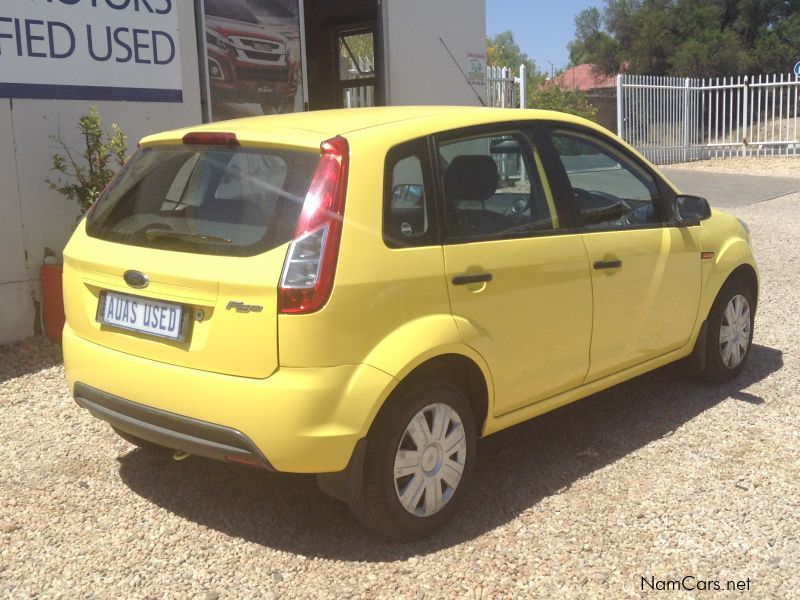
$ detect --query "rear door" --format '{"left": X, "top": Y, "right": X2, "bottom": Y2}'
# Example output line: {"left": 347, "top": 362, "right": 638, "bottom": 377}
{"left": 436, "top": 125, "right": 593, "bottom": 416}
{"left": 64, "top": 142, "right": 319, "bottom": 379}
{"left": 543, "top": 126, "right": 701, "bottom": 382}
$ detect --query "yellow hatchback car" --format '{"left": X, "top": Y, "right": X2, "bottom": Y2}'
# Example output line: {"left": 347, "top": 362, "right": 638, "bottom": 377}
{"left": 63, "top": 107, "right": 758, "bottom": 539}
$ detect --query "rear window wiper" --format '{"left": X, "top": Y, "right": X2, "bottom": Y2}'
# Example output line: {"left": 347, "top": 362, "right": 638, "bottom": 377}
{"left": 144, "top": 228, "right": 231, "bottom": 244}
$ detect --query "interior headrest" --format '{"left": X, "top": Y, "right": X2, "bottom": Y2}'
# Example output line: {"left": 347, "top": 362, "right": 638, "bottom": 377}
{"left": 444, "top": 155, "right": 498, "bottom": 203}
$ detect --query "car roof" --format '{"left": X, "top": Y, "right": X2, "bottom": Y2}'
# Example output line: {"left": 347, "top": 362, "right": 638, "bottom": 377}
{"left": 140, "top": 106, "right": 608, "bottom": 150}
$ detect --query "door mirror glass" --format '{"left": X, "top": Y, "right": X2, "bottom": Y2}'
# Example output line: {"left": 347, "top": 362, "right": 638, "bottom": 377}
{"left": 675, "top": 195, "right": 711, "bottom": 224}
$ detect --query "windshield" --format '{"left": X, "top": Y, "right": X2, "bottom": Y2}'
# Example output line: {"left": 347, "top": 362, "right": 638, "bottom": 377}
{"left": 86, "top": 145, "right": 319, "bottom": 257}
{"left": 205, "top": 0, "right": 259, "bottom": 24}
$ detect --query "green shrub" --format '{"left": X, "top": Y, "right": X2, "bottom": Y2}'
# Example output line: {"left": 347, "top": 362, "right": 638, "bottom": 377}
{"left": 47, "top": 106, "right": 128, "bottom": 214}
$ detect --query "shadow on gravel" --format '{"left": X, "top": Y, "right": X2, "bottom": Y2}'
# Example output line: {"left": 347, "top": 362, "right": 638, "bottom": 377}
{"left": 117, "top": 343, "right": 782, "bottom": 561}
{"left": 0, "top": 336, "right": 63, "bottom": 384}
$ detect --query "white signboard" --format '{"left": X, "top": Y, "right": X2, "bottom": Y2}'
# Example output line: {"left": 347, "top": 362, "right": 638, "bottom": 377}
{"left": 0, "top": 0, "right": 182, "bottom": 102}
{"left": 466, "top": 52, "right": 486, "bottom": 89}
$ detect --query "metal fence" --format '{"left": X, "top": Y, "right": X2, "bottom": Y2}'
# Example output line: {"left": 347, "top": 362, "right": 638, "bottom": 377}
{"left": 486, "top": 65, "right": 526, "bottom": 109}
{"left": 617, "top": 73, "right": 800, "bottom": 164}
{"left": 342, "top": 56, "right": 375, "bottom": 108}
{"left": 343, "top": 85, "right": 375, "bottom": 109}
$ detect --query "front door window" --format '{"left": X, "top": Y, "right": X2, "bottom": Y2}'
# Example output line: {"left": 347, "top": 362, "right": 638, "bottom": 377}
{"left": 549, "top": 129, "right": 664, "bottom": 229}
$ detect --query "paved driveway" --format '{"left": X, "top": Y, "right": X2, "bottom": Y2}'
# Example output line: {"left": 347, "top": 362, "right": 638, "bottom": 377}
{"left": 661, "top": 167, "right": 800, "bottom": 208}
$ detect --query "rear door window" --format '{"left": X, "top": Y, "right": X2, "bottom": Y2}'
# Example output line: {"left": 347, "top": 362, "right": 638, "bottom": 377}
{"left": 436, "top": 130, "right": 561, "bottom": 241}
{"left": 86, "top": 146, "right": 319, "bottom": 256}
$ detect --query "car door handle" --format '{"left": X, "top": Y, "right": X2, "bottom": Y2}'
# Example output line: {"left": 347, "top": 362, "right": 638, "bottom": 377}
{"left": 452, "top": 273, "right": 493, "bottom": 285}
{"left": 593, "top": 259, "right": 622, "bottom": 270}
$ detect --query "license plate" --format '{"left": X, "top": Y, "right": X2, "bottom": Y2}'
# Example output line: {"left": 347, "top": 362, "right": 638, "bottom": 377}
{"left": 257, "top": 85, "right": 274, "bottom": 93}
{"left": 253, "top": 42, "right": 274, "bottom": 52}
{"left": 97, "top": 291, "right": 186, "bottom": 341}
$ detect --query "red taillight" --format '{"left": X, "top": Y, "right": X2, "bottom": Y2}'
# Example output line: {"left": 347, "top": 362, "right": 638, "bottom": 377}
{"left": 182, "top": 131, "right": 240, "bottom": 146}
{"left": 279, "top": 136, "right": 349, "bottom": 314}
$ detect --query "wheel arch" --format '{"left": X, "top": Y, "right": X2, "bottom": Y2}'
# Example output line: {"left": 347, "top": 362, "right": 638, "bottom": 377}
{"left": 380, "top": 353, "right": 490, "bottom": 438}
{"left": 700, "top": 257, "right": 759, "bottom": 323}
{"left": 727, "top": 263, "right": 758, "bottom": 307}
{"left": 361, "top": 315, "right": 494, "bottom": 436}
{"left": 697, "top": 231, "right": 759, "bottom": 326}
{"left": 319, "top": 346, "right": 493, "bottom": 504}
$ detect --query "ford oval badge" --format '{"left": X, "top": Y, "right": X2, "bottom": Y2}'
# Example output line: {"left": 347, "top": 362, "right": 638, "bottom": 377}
{"left": 123, "top": 270, "right": 149, "bottom": 289}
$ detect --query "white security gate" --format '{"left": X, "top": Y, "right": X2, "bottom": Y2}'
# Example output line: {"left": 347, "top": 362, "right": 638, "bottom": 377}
{"left": 617, "top": 73, "right": 800, "bottom": 164}
{"left": 486, "top": 65, "right": 527, "bottom": 109}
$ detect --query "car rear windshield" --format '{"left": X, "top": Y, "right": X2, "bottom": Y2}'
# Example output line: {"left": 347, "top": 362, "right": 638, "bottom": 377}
{"left": 86, "top": 145, "right": 319, "bottom": 257}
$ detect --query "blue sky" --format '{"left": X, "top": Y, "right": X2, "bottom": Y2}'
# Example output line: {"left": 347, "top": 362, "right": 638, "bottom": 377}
{"left": 486, "top": 0, "right": 599, "bottom": 75}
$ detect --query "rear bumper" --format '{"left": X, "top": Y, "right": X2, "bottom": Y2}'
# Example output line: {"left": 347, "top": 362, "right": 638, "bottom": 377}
{"left": 74, "top": 382, "right": 274, "bottom": 469}
{"left": 64, "top": 326, "right": 395, "bottom": 473}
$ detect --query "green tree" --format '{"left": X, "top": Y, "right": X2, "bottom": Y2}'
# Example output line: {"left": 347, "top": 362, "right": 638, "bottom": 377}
{"left": 487, "top": 31, "right": 597, "bottom": 121}
{"left": 529, "top": 85, "right": 598, "bottom": 121}
{"left": 751, "top": 13, "right": 800, "bottom": 74}
{"left": 47, "top": 106, "right": 128, "bottom": 214}
{"left": 569, "top": 8, "right": 622, "bottom": 75}
{"left": 486, "top": 30, "right": 536, "bottom": 74}
{"left": 568, "top": 0, "right": 800, "bottom": 77}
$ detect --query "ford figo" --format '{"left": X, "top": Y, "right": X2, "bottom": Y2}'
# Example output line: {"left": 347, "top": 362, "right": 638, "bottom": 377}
{"left": 63, "top": 107, "right": 758, "bottom": 539}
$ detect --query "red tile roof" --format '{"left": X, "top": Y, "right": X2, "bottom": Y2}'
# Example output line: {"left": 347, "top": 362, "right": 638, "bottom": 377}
{"left": 553, "top": 64, "right": 619, "bottom": 91}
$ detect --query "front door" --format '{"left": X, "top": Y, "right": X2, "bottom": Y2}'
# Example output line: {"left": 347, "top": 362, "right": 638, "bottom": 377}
{"left": 545, "top": 127, "right": 701, "bottom": 382}
{"left": 436, "top": 126, "right": 593, "bottom": 416}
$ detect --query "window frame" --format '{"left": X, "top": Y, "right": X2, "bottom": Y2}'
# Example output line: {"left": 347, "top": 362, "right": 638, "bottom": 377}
{"left": 538, "top": 122, "right": 679, "bottom": 233}
{"left": 431, "top": 122, "right": 574, "bottom": 245}
{"left": 382, "top": 137, "right": 440, "bottom": 249}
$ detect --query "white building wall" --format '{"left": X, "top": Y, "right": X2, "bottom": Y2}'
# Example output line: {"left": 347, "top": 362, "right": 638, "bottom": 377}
{"left": 0, "top": 2, "right": 203, "bottom": 345}
{"left": 0, "top": 100, "right": 32, "bottom": 344}
{"left": 382, "top": 0, "right": 486, "bottom": 107}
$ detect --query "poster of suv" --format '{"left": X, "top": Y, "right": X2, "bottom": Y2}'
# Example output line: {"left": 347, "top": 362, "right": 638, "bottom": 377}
{"left": 203, "top": 0, "right": 301, "bottom": 120}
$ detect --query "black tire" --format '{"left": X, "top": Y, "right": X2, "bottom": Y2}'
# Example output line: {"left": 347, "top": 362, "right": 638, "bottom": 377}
{"left": 111, "top": 426, "right": 164, "bottom": 452}
{"left": 700, "top": 277, "right": 756, "bottom": 382}
{"left": 349, "top": 377, "right": 477, "bottom": 540}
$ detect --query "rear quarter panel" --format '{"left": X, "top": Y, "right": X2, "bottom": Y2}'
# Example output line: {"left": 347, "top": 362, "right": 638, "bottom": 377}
{"left": 277, "top": 133, "right": 464, "bottom": 376}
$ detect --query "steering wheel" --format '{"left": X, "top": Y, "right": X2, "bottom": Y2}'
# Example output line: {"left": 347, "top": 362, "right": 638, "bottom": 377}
{"left": 620, "top": 203, "right": 653, "bottom": 226}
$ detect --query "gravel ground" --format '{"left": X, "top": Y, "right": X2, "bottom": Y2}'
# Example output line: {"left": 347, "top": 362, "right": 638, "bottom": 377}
{"left": 2, "top": 192, "right": 799, "bottom": 598}
{"left": 665, "top": 156, "right": 800, "bottom": 178}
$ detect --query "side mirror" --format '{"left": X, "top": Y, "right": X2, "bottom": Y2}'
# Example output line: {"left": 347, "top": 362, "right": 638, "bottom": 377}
{"left": 675, "top": 195, "right": 711, "bottom": 226}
